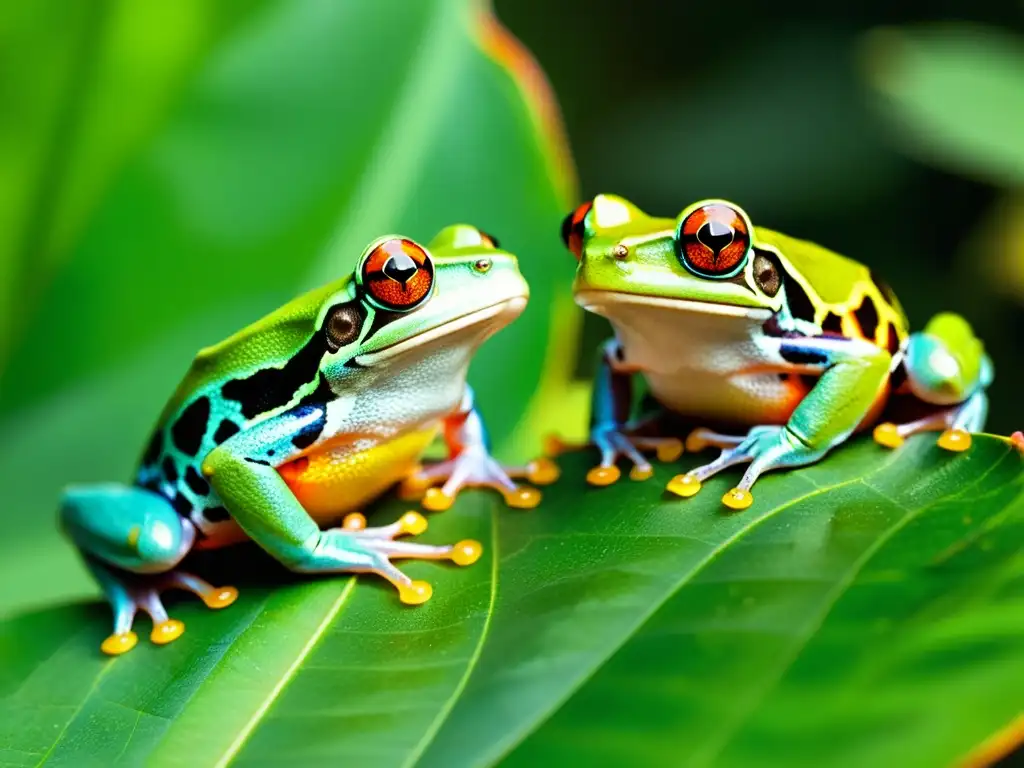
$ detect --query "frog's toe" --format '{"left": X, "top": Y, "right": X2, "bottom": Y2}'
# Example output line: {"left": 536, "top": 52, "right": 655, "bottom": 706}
{"left": 1011, "top": 431, "right": 1024, "bottom": 452}
{"left": 937, "top": 428, "right": 972, "bottom": 452}
{"left": 502, "top": 486, "right": 542, "bottom": 509}
{"left": 873, "top": 422, "right": 904, "bottom": 449}
{"left": 422, "top": 487, "right": 455, "bottom": 512}
{"left": 101, "top": 631, "right": 138, "bottom": 656}
{"left": 629, "top": 465, "right": 654, "bottom": 481}
{"left": 667, "top": 473, "right": 702, "bottom": 498}
{"left": 524, "top": 457, "right": 560, "bottom": 485}
{"left": 150, "top": 618, "right": 185, "bottom": 646}
{"left": 586, "top": 465, "right": 621, "bottom": 486}
{"left": 722, "top": 487, "right": 754, "bottom": 511}
{"left": 200, "top": 586, "right": 239, "bottom": 610}
{"left": 398, "top": 580, "right": 433, "bottom": 605}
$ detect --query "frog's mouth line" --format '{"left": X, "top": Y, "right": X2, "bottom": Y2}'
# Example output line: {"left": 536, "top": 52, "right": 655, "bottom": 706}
{"left": 575, "top": 290, "right": 772, "bottom": 320}
{"left": 354, "top": 296, "right": 528, "bottom": 365}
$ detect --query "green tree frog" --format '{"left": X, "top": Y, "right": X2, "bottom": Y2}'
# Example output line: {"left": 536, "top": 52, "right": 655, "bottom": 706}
{"left": 61, "top": 226, "right": 557, "bottom": 656}
{"left": 558, "top": 195, "right": 993, "bottom": 510}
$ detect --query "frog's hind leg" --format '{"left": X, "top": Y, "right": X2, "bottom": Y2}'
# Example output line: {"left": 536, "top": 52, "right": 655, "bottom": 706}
{"left": 334, "top": 511, "right": 481, "bottom": 605}
{"left": 874, "top": 313, "right": 992, "bottom": 453}
{"left": 60, "top": 484, "right": 237, "bottom": 655}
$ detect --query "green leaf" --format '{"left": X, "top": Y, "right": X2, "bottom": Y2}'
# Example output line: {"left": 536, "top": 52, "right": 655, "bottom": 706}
{"left": 862, "top": 24, "right": 1024, "bottom": 188}
{"left": 0, "top": 0, "right": 577, "bottom": 616}
{"left": 2, "top": 436, "right": 1021, "bottom": 766}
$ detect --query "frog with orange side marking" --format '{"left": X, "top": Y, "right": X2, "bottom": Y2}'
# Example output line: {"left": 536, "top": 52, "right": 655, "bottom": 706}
{"left": 60, "top": 225, "right": 557, "bottom": 655}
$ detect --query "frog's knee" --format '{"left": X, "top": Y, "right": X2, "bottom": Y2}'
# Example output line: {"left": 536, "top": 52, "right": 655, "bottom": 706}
{"left": 903, "top": 330, "right": 982, "bottom": 406}
{"left": 60, "top": 485, "right": 194, "bottom": 572}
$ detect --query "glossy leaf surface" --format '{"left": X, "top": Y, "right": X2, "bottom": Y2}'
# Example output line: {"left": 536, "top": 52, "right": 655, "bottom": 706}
{"left": 3, "top": 436, "right": 1021, "bottom": 766}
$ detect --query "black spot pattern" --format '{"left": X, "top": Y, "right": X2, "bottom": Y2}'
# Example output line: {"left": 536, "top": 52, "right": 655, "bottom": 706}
{"left": 780, "top": 344, "right": 829, "bottom": 366}
{"left": 292, "top": 406, "right": 327, "bottom": 450}
{"left": 171, "top": 493, "right": 193, "bottom": 517}
{"left": 887, "top": 324, "right": 901, "bottom": 355}
{"left": 362, "top": 304, "right": 402, "bottom": 344}
{"left": 822, "top": 312, "right": 844, "bottom": 335}
{"left": 204, "top": 506, "right": 231, "bottom": 523}
{"left": 185, "top": 466, "right": 210, "bottom": 497}
{"left": 213, "top": 419, "right": 240, "bottom": 445}
{"left": 142, "top": 429, "right": 163, "bottom": 466}
{"left": 172, "top": 396, "right": 211, "bottom": 456}
{"left": 161, "top": 456, "right": 178, "bottom": 483}
{"left": 783, "top": 273, "right": 817, "bottom": 325}
{"left": 854, "top": 296, "right": 879, "bottom": 340}
{"left": 298, "top": 373, "right": 335, "bottom": 406}
{"left": 890, "top": 360, "right": 908, "bottom": 392}
{"left": 799, "top": 373, "right": 820, "bottom": 391}
{"left": 222, "top": 332, "right": 327, "bottom": 420}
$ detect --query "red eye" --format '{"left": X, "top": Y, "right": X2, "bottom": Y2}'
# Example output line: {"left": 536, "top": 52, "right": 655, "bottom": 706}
{"left": 677, "top": 203, "right": 751, "bottom": 277}
{"left": 360, "top": 238, "right": 434, "bottom": 311}
{"left": 560, "top": 201, "right": 593, "bottom": 261}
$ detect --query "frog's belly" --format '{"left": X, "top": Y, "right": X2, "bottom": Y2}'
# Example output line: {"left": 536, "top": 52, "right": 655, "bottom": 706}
{"left": 277, "top": 426, "right": 438, "bottom": 525}
{"left": 593, "top": 293, "right": 806, "bottom": 426}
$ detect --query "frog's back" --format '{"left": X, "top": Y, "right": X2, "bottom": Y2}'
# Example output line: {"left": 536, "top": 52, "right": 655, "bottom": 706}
{"left": 160, "top": 277, "right": 349, "bottom": 424}
{"left": 756, "top": 226, "right": 909, "bottom": 350}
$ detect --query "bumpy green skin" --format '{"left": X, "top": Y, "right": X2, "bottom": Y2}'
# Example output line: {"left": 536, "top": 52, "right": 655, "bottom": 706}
{"left": 562, "top": 195, "right": 993, "bottom": 505}
{"left": 61, "top": 224, "right": 530, "bottom": 650}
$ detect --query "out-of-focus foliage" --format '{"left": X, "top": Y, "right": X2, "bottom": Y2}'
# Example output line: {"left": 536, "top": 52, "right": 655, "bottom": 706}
{"left": 863, "top": 25, "right": 1024, "bottom": 188}
{"left": 4, "top": 438, "right": 1022, "bottom": 767}
{"left": 1, "top": 0, "right": 1023, "bottom": 766}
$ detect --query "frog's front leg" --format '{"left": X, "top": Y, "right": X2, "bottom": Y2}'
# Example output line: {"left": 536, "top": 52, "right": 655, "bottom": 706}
{"left": 400, "top": 387, "right": 559, "bottom": 512}
{"left": 873, "top": 313, "right": 992, "bottom": 453}
{"left": 668, "top": 334, "right": 891, "bottom": 510}
{"left": 60, "top": 484, "right": 238, "bottom": 655}
{"left": 555, "top": 339, "right": 683, "bottom": 487}
{"left": 204, "top": 404, "right": 481, "bottom": 605}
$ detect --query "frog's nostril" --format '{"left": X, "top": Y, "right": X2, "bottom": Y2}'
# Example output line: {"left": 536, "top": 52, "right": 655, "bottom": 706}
{"left": 383, "top": 253, "right": 419, "bottom": 286}
{"left": 697, "top": 221, "right": 734, "bottom": 254}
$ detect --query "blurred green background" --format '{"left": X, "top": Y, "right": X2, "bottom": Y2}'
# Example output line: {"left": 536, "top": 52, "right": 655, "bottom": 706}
{"left": 499, "top": 0, "right": 1024, "bottom": 432}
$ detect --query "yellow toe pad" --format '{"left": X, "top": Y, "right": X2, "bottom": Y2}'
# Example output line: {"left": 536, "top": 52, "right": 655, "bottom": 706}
{"left": 422, "top": 488, "right": 454, "bottom": 512}
{"left": 202, "top": 586, "right": 239, "bottom": 610}
{"left": 527, "top": 457, "right": 561, "bottom": 485}
{"left": 342, "top": 512, "right": 367, "bottom": 531}
{"left": 873, "top": 422, "right": 904, "bottom": 449}
{"left": 587, "top": 465, "right": 621, "bottom": 486}
{"left": 151, "top": 619, "right": 185, "bottom": 645}
{"left": 657, "top": 439, "right": 684, "bottom": 463}
{"left": 400, "top": 511, "right": 428, "bottom": 535}
{"left": 629, "top": 465, "right": 654, "bottom": 481}
{"left": 451, "top": 540, "right": 483, "bottom": 566}
{"left": 722, "top": 488, "right": 754, "bottom": 511}
{"left": 399, "top": 580, "right": 433, "bottom": 605}
{"left": 666, "top": 473, "right": 701, "bottom": 498}
{"left": 938, "top": 428, "right": 971, "bottom": 452}
{"left": 101, "top": 631, "right": 138, "bottom": 656}
{"left": 504, "top": 486, "right": 542, "bottom": 509}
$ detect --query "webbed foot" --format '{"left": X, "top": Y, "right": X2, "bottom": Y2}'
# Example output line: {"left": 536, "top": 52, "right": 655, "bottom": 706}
{"left": 873, "top": 390, "right": 986, "bottom": 454}
{"left": 335, "top": 512, "right": 481, "bottom": 604}
{"left": 92, "top": 562, "right": 238, "bottom": 656}
{"left": 545, "top": 430, "right": 683, "bottom": 487}
{"left": 399, "top": 447, "right": 557, "bottom": 512}
{"left": 667, "top": 425, "right": 825, "bottom": 510}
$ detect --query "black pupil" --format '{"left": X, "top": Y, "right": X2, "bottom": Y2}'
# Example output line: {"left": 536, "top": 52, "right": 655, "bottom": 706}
{"left": 382, "top": 253, "right": 419, "bottom": 285}
{"left": 697, "top": 220, "right": 734, "bottom": 254}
